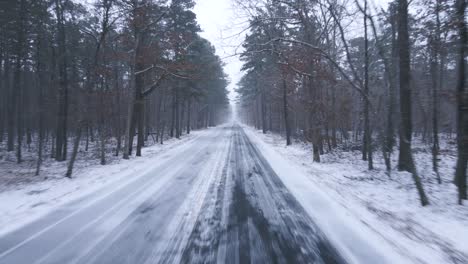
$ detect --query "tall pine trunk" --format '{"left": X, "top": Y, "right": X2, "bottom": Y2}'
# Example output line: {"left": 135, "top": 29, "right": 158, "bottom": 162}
{"left": 54, "top": 0, "right": 69, "bottom": 162}
{"left": 363, "top": 0, "right": 373, "bottom": 170}
{"left": 454, "top": 0, "right": 467, "bottom": 204}
{"left": 282, "top": 75, "right": 291, "bottom": 146}
{"left": 430, "top": 0, "right": 442, "bottom": 184}
{"left": 261, "top": 87, "right": 267, "bottom": 134}
{"left": 13, "top": 0, "right": 27, "bottom": 164}
{"left": 187, "top": 96, "right": 191, "bottom": 134}
{"left": 6, "top": 56, "right": 14, "bottom": 152}
{"left": 35, "top": 32, "right": 45, "bottom": 176}
{"left": 175, "top": 86, "right": 180, "bottom": 139}
{"left": 397, "top": 0, "right": 429, "bottom": 206}
{"left": 66, "top": 122, "right": 83, "bottom": 178}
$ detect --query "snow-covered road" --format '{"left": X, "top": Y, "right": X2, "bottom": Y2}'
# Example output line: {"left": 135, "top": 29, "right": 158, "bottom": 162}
{"left": 0, "top": 125, "right": 348, "bottom": 264}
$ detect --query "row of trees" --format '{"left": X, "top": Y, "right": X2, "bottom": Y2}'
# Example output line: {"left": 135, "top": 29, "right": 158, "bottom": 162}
{"left": 235, "top": 0, "right": 467, "bottom": 205}
{"left": 0, "top": 0, "right": 229, "bottom": 177}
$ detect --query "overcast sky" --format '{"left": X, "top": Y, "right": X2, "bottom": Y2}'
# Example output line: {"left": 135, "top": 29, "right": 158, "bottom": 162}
{"left": 193, "top": 0, "right": 245, "bottom": 101}
{"left": 193, "top": 0, "right": 392, "bottom": 101}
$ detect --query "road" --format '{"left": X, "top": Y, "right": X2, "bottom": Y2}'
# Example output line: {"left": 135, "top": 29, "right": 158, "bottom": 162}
{"left": 0, "top": 125, "right": 346, "bottom": 264}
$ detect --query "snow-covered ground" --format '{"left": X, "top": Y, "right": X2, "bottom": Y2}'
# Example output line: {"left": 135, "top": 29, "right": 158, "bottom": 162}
{"left": 244, "top": 126, "right": 468, "bottom": 264}
{"left": 0, "top": 124, "right": 350, "bottom": 264}
{"left": 0, "top": 131, "right": 202, "bottom": 237}
{"left": 1, "top": 124, "right": 467, "bottom": 264}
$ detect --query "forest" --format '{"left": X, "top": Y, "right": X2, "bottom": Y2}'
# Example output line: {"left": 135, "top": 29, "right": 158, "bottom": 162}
{"left": 0, "top": 0, "right": 230, "bottom": 177}
{"left": 235, "top": 0, "right": 467, "bottom": 205}
{"left": 0, "top": 0, "right": 467, "bottom": 263}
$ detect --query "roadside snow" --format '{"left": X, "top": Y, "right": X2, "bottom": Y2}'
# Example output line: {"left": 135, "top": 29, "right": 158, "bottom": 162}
{"left": 0, "top": 131, "right": 205, "bottom": 237}
{"left": 243, "top": 126, "right": 468, "bottom": 264}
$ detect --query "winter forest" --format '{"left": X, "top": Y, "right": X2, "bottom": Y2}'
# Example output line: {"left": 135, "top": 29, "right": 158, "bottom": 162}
{"left": 0, "top": 0, "right": 467, "bottom": 263}
{"left": 0, "top": 0, "right": 230, "bottom": 176}
{"left": 235, "top": 0, "right": 467, "bottom": 206}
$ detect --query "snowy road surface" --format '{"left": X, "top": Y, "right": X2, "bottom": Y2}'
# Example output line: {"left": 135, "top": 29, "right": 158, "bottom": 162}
{"left": 0, "top": 125, "right": 347, "bottom": 264}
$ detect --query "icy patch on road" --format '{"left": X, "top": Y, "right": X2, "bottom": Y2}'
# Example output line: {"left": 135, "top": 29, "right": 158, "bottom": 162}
{"left": 243, "top": 126, "right": 468, "bottom": 264}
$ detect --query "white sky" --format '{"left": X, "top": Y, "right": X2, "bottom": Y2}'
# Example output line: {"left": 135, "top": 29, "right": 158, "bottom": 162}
{"left": 194, "top": 0, "right": 246, "bottom": 101}
{"left": 193, "top": 0, "right": 393, "bottom": 101}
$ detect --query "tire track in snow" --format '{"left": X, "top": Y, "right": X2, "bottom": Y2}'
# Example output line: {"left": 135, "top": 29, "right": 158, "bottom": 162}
{"left": 71, "top": 127, "right": 229, "bottom": 264}
{"left": 0, "top": 127, "right": 226, "bottom": 264}
{"left": 181, "top": 125, "right": 347, "bottom": 264}
{"left": 179, "top": 130, "right": 234, "bottom": 263}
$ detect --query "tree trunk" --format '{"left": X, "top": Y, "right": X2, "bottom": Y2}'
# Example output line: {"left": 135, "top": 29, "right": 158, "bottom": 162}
{"left": 454, "top": 0, "right": 467, "bottom": 204}
{"left": 14, "top": 0, "right": 26, "bottom": 163}
{"left": 123, "top": 88, "right": 134, "bottom": 160}
{"left": 261, "top": 87, "right": 267, "bottom": 134}
{"left": 36, "top": 117, "right": 44, "bottom": 176}
{"left": 175, "top": 86, "right": 180, "bottom": 139}
{"left": 363, "top": 0, "right": 373, "bottom": 170}
{"left": 269, "top": 99, "right": 273, "bottom": 132}
{"left": 160, "top": 92, "right": 167, "bottom": 145}
{"left": 282, "top": 76, "right": 291, "bottom": 146}
{"left": 144, "top": 97, "right": 150, "bottom": 142}
{"left": 54, "top": 0, "right": 69, "bottom": 162}
{"left": 383, "top": 4, "right": 399, "bottom": 172}
{"left": 100, "top": 129, "right": 106, "bottom": 165}
{"left": 35, "top": 34, "right": 45, "bottom": 176}
{"left": 14, "top": 48, "right": 22, "bottom": 164}
{"left": 66, "top": 122, "right": 83, "bottom": 178}
{"left": 187, "top": 96, "right": 191, "bottom": 134}
{"left": 430, "top": 38, "right": 441, "bottom": 183}
{"left": 6, "top": 56, "right": 14, "bottom": 152}
{"left": 0, "top": 51, "right": 3, "bottom": 144}
{"left": 136, "top": 98, "right": 144, "bottom": 156}
{"left": 312, "top": 135, "right": 321, "bottom": 162}
{"left": 116, "top": 133, "right": 121, "bottom": 157}
{"left": 85, "top": 124, "right": 90, "bottom": 151}
{"left": 398, "top": 0, "right": 415, "bottom": 172}
{"left": 170, "top": 90, "right": 175, "bottom": 137}
{"left": 180, "top": 96, "right": 186, "bottom": 136}
{"left": 123, "top": 30, "right": 142, "bottom": 159}
{"left": 397, "top": 0, "right": 429, "bottom": 206}
{"left": 128, "top": 104, "right": 137, "bottom": 155}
